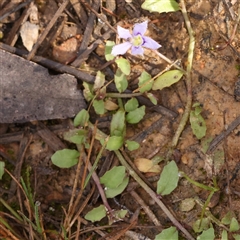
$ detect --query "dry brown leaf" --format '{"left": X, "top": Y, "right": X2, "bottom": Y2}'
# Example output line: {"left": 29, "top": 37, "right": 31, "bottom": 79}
{"left": 104, "top": 99, "right": 119, "bottom": 111}
{"left": 20, "top": 21, "right": 39, "bottom": 51}
{"left": 134, "top": 158, "right": 161, "bottom": 173}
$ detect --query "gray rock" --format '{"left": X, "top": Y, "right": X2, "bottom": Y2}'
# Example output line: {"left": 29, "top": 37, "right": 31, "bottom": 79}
{"left": 0, "top": 49, "right": 86, "bottom": 123}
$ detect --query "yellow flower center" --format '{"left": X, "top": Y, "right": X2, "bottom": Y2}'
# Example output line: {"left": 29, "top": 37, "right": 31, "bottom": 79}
{"left": 132, "top": 35, "right": 143, "bottom": 47}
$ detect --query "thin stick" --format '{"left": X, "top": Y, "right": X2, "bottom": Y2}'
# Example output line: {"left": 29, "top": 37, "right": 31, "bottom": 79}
{"left": 27, "top": 0, "right": 70, "bottom": 60}
{"left": 130, "top": 190, "right": 162, "bottom": 227}
{"left": 0, "top": 0, "right": 33, "bottom": 21}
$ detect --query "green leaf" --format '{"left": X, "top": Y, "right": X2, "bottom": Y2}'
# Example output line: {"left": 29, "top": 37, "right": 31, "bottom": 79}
{"left": 157, "top": 161, "right": 179, "bottom": 195}
{"left": 197, "top": 228, "right": 215, "bottom": 240}
{"left": 0, "top": 161, "right": 5, "bottom": 180}
{"left": 106, "top": 136, "right": 124, "bottom": 150}
{"left": 152, "top": 70, "right": 183, "bottom": 90}
{"left": 126, "top": 106, "right": 145, "bottom": 124}
{"left": 193, "top": 218, "right": 210, "bottom": 233}
{"left": 190, "top": 109, "right": 206, "bottom": 139}
{"left": 93, "top": 99, "right": 105, "bottom": 115}
{"left": 201, "top": 137, "right": 213, "bottom": 154}
{"left": 141, "top": 0, "right": 179, "bottom": 13}
{"left": 155, "top": 227, "right": 178, "bottom": 240}
{"left": 63, "top": 129, "right": 87, "bottom": 144}
{"left": 138, "top": 71, "right": 152, "bottom": 93}
{"left": 74, "top": 109, "right": 89, "bottom": 127}
{"left": 124, "top": 98, "right": 139, "bottom": 112}
{"left": 114, "top": 68, "right": 128, "bottom": 93}
{"left": 100, "top": 166, "right": 126, "bottom": 189}
{"left": 51, "top": 149, "right": 79, "bottom": 168}
{"left": 115, "top": 58, "right": 131, "bottom": 75}
{"left": 85, "top": 205, "right": 106, "bottom": 222}
{"left": 146, "top": 92, "right": 157, "bottom": 105}
{"left": 125, "top": 140, "right": 140, "bottom": 151}
{"left": 221, "top": 230, "right": 228, "bottom": 240}
{"left": 105, "top": 41, "right": 115, "bottom": 61}
{"left": 230, "top": 217, "right": 240, "bottom": 232}
{"left": 105, "top": 177, "right": 129, "bottom": 198}
{"left": 83, "top": 82, "right": 94, "bottom": 101}
{"left": 221, "top": 211, "right": 234, "bottom": 225}
{"left": 233, "top": 234, "right": 240, "bottom": 240}
{"left": 94, "top": 71, "right": 105, "bottom": 91}
{"left": 179, "top": 198, "right": 195, "bottom": 212}
{"left": 113, "top": 209, "right": 128, "bottom": 219}
{"left": 110, "top": 110, "right": 125, "bottom": 136}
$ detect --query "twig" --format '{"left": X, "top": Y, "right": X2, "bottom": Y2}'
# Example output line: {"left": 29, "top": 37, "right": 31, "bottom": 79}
{"left": 5, "top": 2, "right": 34, "bottom": 46}
{"left": 169, "top": 0, "right": 195, "bottom": 150}
{"left": 71, "top": 0, "right": 101, "bottom": 67}
{"left": 0, "top": 43, "right": 95, "bottom": 83}
{"left": 27, "top": 0, "right": 70, "bottom": 60}
{"left": 0, "top": 0, "right": 33, "bottom": 21}
{"left": 64, "top": 145, "right": 84, "bottom": 232}
{"left": 89, "top": 122, "right": 195, "bottom": 240}
{"left": 130, "top": 190, "right": 162, "bottom": 227}
{"left": 206, "top": 114, "right": 240, "bottom": 154}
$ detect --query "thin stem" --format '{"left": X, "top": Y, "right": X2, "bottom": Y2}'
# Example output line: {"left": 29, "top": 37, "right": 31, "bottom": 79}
{"left": 106, "top": 92, "right": 142, "bottom": 98}
{"left": 170, "top": 0, "right": 195, "bottom": 150}
{"left": 179, "top": 171, "right": 219, "bottom": 192}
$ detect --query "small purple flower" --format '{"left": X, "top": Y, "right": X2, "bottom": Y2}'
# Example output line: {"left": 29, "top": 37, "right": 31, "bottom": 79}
{"left": 111, "top": 21, "right": 161, "bottom": 56}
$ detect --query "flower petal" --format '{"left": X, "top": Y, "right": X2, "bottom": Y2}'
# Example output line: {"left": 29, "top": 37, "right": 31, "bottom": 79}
{"left": 131, "top": 46, "right": 144, "bottom": 56}
{"left": 117, "top": 26, "right": 132, "bottom": 39}
{"left": 111, "top": 42, "right": 132, "bottom": 56}
{"left": 142, "top": 36, "right": 161, "bottom": 50}
{"left": 133, "top": 21, "right": 148, "bottom": 36}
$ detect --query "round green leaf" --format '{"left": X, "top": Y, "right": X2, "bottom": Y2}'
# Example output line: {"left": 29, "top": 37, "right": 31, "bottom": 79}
{"left": 115, "top": 58, "right": 131, "bottom": 75}
{"left": 138, "top": 71, "right": 152, "bottom": 93}
{"left": 114, "top": 69, "right": 128, "bottom": 93}
{"left": 106, "top": 136, "right": 123, "bottom": 150}
{"left": 124, "top": 98, "right": 139, "bottom": 112}
{"left": 74, "top": 109, "right": 89, "bottom": 127}
{"left": 230, "top": 217, "right": 240, "bottom": 232}
{"left": 157, "top": 160, "right": 179, "bottom": 195}
{"left": 155, "top": 227, "right": 178, "bottom": 240}
{"left": 190, "top": 111, "right": 206, "bottom": 140}
{"left": 83, "top": 82, "right": 94, "bottom": 102}
{"left": 233, "top": 234, "right": 240, "bottom": 240}
{"left": 152, "top": 70, "right": 183, "bottom": 90}
{"left": 85, "top": 205, "right": 106, "bottom": 222}
{"left": 193, "top": 218, "right": 210, "bottom": 233}
{"left": 93, "top": 99, "right": 105, "bottom": 115}
{"left": 105, "top": 177, "right": 129, "bottom": 198}
{"left": 221, "top": 230, "right": 228, "bottom": 240}
{"left": 105, "top": 41, "right": 115, "bottom": 61}
{"left": 110, "top": 110, "right": 125, "bottom": 136}
{"left": 94, "top": 71, "right": 105, "bottom": 91}
{"left": 51, "top": 149, "right": 79, "bottom": 168}
{"left": 126, "top": 106, "right": 145, "bottom": 124}
{"left": 125, "top": 140, "right": 140, "bottom": 151}
{"left": 197, "top": 228, "right": 215, "bottom": 240}
{"left": 142, "top": 0, "right": 179, "bottom": 13}
{"left": 100, "top": 166, "right": 126, "bottom": 188}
